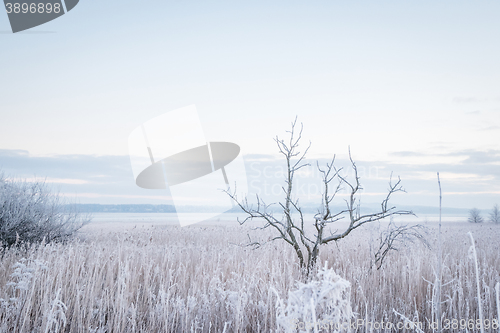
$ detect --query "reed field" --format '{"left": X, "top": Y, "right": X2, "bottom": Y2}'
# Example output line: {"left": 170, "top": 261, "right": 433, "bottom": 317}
{"left": 0, "top": 219, "right": 499, "bottom": 332}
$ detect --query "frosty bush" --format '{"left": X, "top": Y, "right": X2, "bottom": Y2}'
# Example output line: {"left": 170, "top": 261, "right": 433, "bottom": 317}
{"left": 273, "top": 263, "right": 353, "bottom": 333}
{"left": 0, "top": 173, "right": 90, "bottom": 247}
{"left": 489, "top": 204, "right": 500, "bottom": 224}
{"left": 467, "top": 208, "right": 483, "bottom": 224}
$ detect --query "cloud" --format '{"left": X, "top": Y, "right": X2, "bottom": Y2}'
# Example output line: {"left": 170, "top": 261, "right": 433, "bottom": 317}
{"left": 442, "top": 191, "right": 500, "bottom": 195}
{"left": 453, "top": 97, "right": 480, "bottom": 104}
{"left": 386, "top": 149, "right": 500, "bottom": 167}
{"left": 390, "top": 151, "right": 425, "bottom": 157}
{"left": 243, "top": 153, "right": 276, "bottom": 161}
{"left": 1, "top": 149, "right": 499, "bottom": 208}
{"left": 465, "top": 110, "right": 481, "bottom": 115}
{"left": 0, "top": 149, "right": 131, "bottom": 181}
{"left": 22, "top": 177, "right": 90, "bottom": 185}
{"left": 0, "top": 149, "right": 150, "bottom": 204}
{"left": 478, "top": 125, "right": 500, "bottom": 131}
{"left": 0, "top": 149, "right": 29, "bottom": 157}
{"left": 448, "top": 149, "right": 500, "bottom": 165}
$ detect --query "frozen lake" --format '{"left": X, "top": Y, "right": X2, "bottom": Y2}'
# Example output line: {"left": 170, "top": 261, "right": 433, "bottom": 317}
{"left": 85, "top": 212, "right": 470, "bottom": 230}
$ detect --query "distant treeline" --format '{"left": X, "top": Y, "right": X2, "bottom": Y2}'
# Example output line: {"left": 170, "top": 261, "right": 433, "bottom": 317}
{"left": 64, "top": 204, "right": 247, "bottom": 213}
{"left": 62, "top": 203, "right": 470, "bottom": 215}
{"left": 64, "top": 204, "right": 177, "bottom": 213}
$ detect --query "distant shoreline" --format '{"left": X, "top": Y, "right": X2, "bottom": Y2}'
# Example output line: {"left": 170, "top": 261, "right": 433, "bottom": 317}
{"left": 65, "top": 203, "right": 472, "bottom": 215}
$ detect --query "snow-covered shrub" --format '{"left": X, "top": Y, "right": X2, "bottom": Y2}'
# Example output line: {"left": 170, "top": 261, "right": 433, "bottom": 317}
{"left": 0, "top": 173, "right": 91, "bottom": 247}
{"left": 273, "top": 262, "right": 353, "bottom": 333}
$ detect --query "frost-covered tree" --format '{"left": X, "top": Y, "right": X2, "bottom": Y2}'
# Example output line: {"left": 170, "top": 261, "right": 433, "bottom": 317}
{"left": 227, "top": 118, "right": 413, "bottom": 278}
{"left": 489, "top": 204, "right": 500, "bottom": 224}
{"left": 468, "top": 208, "right": 483, "bottom": 224}
{"left": 0, "top": 173, "right": 91, "bottom": 247}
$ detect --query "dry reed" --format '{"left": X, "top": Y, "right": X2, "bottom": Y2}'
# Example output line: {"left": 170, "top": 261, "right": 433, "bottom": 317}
{"left": 0, "top": 221, "right": 499, "bottom": 332}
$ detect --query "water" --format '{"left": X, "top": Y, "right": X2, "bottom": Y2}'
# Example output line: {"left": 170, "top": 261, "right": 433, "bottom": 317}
{"left": 86, "top": 212, "right": 468, "bottom": 229}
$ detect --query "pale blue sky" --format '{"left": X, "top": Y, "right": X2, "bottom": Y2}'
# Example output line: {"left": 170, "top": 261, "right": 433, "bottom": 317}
{"left": 1, "top": 0, "right": 499, "bottom": 209}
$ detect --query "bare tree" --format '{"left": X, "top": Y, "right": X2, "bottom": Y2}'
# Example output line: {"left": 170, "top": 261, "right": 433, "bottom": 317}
{"left": 227, "top": 118, "right": 414, "bottom": 278}
{"left": 468, "top": 208, "right": 484, "bottom": 224}
{"left": 489, "top": 204, "right": 500, "bottom": 224}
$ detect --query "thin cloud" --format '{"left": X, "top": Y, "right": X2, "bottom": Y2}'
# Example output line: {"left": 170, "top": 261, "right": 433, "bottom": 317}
{"left": 23, "top": 177, "right": 90, "bottom": 185}
{"left": 478, "top": 125, "right": 500, "bottom": 131}
{"left": 243, "top": 153, "right": 276, "bottom": 161}
{"left": 1, "top": 149, "right": 499, "bottom": 206}
{"left": 0, "top": 149, "right": 131, "bottom": 180}
{"left": 451, "top": 149, "right": 500, "bottom": 164}
{"left": 442, "top": 191, "right": 500, "bottom": 195}
{"left": 0, "top": 149, "right": 29, "bottom": 157}
{"left": 390, "top": 151, "right": 425, "bottom": 157}
{"left": 453, "top": 97, "right": 480, "bottom": 104}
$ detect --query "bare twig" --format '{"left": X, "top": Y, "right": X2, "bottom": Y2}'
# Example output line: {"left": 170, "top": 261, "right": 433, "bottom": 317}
{"left": 374, "top": 222, "right": 430, "bottom": 270}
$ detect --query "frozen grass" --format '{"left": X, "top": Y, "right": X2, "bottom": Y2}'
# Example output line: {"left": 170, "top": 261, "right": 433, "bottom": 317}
{"left": 0, "top": 221, "right": 499, "bottom": 332}
{"left": 274, "top": 262, "right": 353, "bottom": 333}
